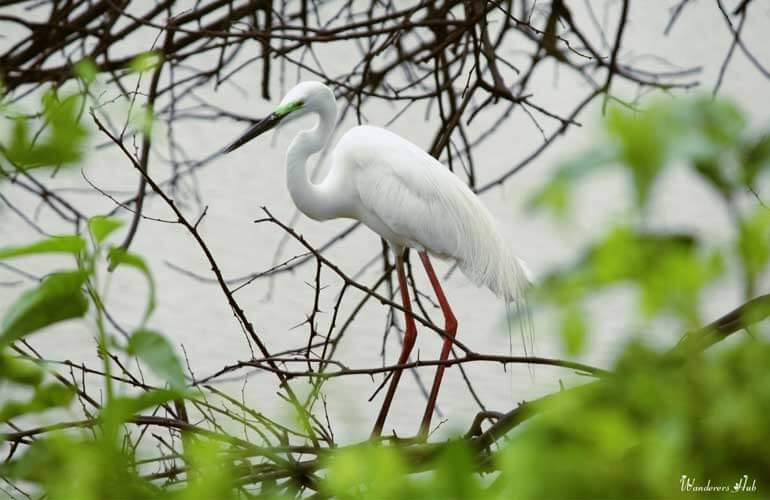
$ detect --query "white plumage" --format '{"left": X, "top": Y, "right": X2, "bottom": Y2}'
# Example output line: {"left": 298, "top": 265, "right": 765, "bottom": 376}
{"left": 224, "top": 80, "right": 531, "bottom": 438}
{"left": 336, "top": 125, "right": 532, "bottom": 302}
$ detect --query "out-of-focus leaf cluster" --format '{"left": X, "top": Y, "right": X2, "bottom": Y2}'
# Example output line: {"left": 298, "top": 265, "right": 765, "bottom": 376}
{"left": 0, "top": 221, "right": 198, "bottom": 498}
{"left": 0, "top": 63, "right": 213, "bottom": 500}
{"left": 529, "top": 97, "right": 770, "bottom": 351}
{"left": 0, "top": 89, "right": 89, "bottom": 171}
{"left": 531, "top": 97, "right": 768, "bottom": 214}
{"left": 5, "top": 331, "right": 770, "bottom": 498}
{"left": 0, "top": 54, "right": 155, "bottom": 179}
{"left": 496, "top": 337, "right": 770, "bottom": 499}
{"left": 311, "top": 336, "right": 770, "bottom": 500}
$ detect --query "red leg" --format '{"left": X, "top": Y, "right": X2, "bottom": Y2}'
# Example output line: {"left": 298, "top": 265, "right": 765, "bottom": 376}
{"left": 371, "top": 253, "right": 417, "bottom": 438}
{"left": 418, "top": 251, "right": 458, "bottom": 438}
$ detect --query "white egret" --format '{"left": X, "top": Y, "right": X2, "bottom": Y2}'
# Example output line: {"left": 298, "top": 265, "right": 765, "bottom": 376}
{"left": 224, "top": 81, "right": 531, "bottom": 439}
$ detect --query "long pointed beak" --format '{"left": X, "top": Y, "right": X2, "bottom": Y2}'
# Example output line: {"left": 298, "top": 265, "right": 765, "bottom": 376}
{"left": 222, "top": 112, "right": 283, "bottom": 154}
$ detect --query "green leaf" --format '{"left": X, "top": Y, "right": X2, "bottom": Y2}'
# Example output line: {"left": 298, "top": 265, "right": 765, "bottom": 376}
{"left": 100, "top": 388, "right": 187, "bottom": 444}
{"left": 527, "top": 176, "right": 569, "bottom": 218}
{"left": 180, "top": 439, "right": 237, "bottom": 500}
{"left": 323, "top": 444, "right": 408, "bottom": 500}
{"left": 664, "top": 97, "right": 740, "bottom": 161}
{"left": 105, "top": 388, "right": 185, "bottom": 423}
{"left": 639, "top": 249, "right": 723, "bottom": 326}
{"left": 0, "top": 235, "right": 86, "bottom": 260}
{"left": 127, "top": 329, "right": 186, "bottom": 389}
{"left": 528, "top": 145, "right": 619, "bottom": 219}
{"left": 561, "top": 306, "right": 588, "bottom": 356}
{"left": 601, "top": 97, "right": 748, "bottom": 206}
{"left": 107, "top": 248, "right": 155, "bottom": 323}
{"left": 4, "top": 91, "right": 89, "bottom": 169}
{"left": 605, "top": 105, "right": 669, "bottom": 206}
{"left": 433, "top": 441, "right": 482, "bottom": 499}
{"left": 88, "top": 216, "right": 123, "bottom": 244}
{"left": 0, "top": 271, "right": 89, "bottom": 349}
{"left": 693, "top": 158, "right": 733, "bottom": 198}
{"left": 73, "top": 58, "right": 97, "bottom": 85}
{"left": 541, "top": 227, "right": 717, "bottom": 329}
{"left": 0, "top": 352, "right": 44, "bottom": 386}
{"left": 0, "top": 382, "right": 74, "bottom": 420}
{"left": 129, "top": 52, "right": 162, "bottom": 73}
{"left": 737, "top": 207, "right": 770, "bottom": 284}
{"left": 132, "top": 105, "right": 154, "bottom": 137}
{"left": 693, "top": 97, "right": 746, "bottom": 153}
{"left": 3, "top": 432, "right": 161, "bottom": 498}
{"left": 741, "top": 133, "right": 770, "bottom": 187}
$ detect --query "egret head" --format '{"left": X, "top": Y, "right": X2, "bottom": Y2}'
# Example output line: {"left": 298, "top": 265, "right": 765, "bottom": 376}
{"left": 223, "top": 81, "right": 334, "bottom": 154}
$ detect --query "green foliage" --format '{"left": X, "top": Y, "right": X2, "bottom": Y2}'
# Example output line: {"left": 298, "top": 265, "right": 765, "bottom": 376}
{"left": 538, "top": 227, "right": 724, "bottom": 332}
{"left": 322, "top": 439, "right": 488, "bottom": 500}
{"left": 0, "top": 351, "right": 43, "bottom": 385}
{"left": 324, "top": 444, "right": 409, "bottom": 499}
{"left": 531, "top": 96, "right": 769, "bottom": 212}
{"left": 0, "top": 382, "right": 75, "bottom": 421}
{"left": 531, "top": 95, "right": 770, "bottom": 351}
{"left": 0, "top": 61, "right": 200, "bottom": 500}
{"left": 605, "top": 104, "right": 669, "bottom": 204}
{"left": 130, "top": 51, "right": 163, "bottom": 73}
{"left": 108, "top": 247, "right": 157, "bottom": 323}
{"left": 493, "top": 339, "right": 770, "bottom": 499}
{"left": 5, "top": 433, "right": 161, "bottom": 500}
{"left": 737, "top": 206, "right": 770, "bottom": 286}
{"left": 135, "top": 104, "right": 155, "bottom": 137}
{"left": 309, "top": 337, "right": 770, "bottom": 500}
{"left": 2, "top": 90, "right": 89, "bottom": 169}
{"left": 0, "top": 204, "right": 188, "bottom": 500}
{"left": 315, "top": 334, "right": 770, "bottom": 499}
{"left": 5, "top": 333, "right": 769, "bottom": 498}
{"left": 74, "top": 58, "right": 98, "bottom": 85}
{"left": 99, "top": 388, "right": 187, "bottom": 445}
{"left": 0, "top": 235, "right": 86, "bottom": 259}
{"left": 430, "top": 440, "right": 485, "bottom": 500}
{"left": 560, "top": 305, "right": 588, "bottom": 355}
{"left": 173, "top": 440, "right": 238, "bottom": 500}
{"left": 526, "top": 145, "right": 617, "bottom": 218}
{"left": 127, "top": 329, "right": 186, "bottom": 390}
{"left": 88, "top": 215, "right": 124, "bottom": 243}
{"left": 0, "top": 270, "right": 89, "bottom": 349}
{"left": 741, "top": 133, "right": 770, "bottom": 188}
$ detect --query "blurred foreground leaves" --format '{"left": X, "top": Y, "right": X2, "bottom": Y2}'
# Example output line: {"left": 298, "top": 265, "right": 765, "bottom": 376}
{"left": 1, "top": 90, "right": 88, "bottom": 171}
{"left": 531, "top": 96, "right": 770, "bottom": 351}
{"left": 3, "top": 329, "right": 770, "bottom": 498}
{"left": 530, "top": 96, "right": 768, "bottom": 213}
{"left": 318, "top": 338, "right": 770, "bottom": 500}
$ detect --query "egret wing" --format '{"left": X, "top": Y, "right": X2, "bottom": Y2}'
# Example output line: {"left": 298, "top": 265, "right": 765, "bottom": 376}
{"left": 351, "top": 133, "right": 464, "bottom": 257}
{"left": 342, "top": 125, "right": 530, "bottom": 301}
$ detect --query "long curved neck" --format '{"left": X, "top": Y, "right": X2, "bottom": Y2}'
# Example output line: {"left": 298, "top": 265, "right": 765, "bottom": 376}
{"left": 286, "top": 99, "right": 338, "bottom": 221}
